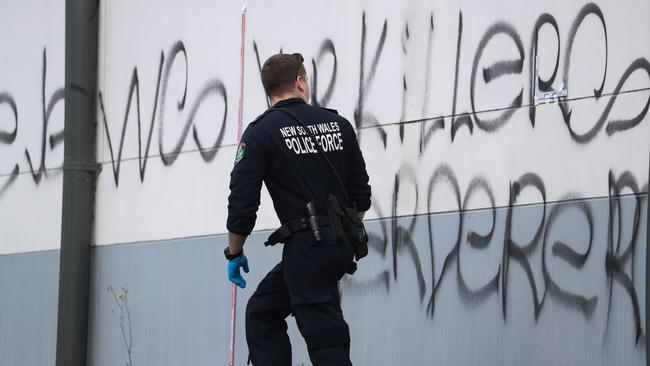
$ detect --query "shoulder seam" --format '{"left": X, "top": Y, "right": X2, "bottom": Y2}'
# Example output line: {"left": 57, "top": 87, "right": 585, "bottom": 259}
{"left": 319, "top": 106, "right": 339, "bottom": 115}
{"left": 250, "top": 108, "right": 275, "bottom": 126}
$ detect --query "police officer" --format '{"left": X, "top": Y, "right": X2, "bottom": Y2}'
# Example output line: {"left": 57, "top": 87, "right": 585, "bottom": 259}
{"left": 225, "top": 53, "right": 371, "bottom": 365}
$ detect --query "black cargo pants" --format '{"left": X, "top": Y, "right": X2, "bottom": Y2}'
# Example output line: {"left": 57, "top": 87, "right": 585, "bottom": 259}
{"left": 246, "top": 228, "right": 355, "bottom": 366}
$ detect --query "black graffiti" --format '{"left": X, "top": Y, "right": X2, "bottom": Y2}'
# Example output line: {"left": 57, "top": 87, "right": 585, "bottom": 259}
{"left": 99, "top": 52, "right": 164, "bottom": 184}
{"left": 605, "top": 171, "right": 643, "bottom": 343}
{"left": 25, "top": 48, "right": 65, "bottom": 184}
{"left": 425, "top": 164, "right": 462, "bottom": 315}
{"left": 0, "top": 90, "right": 20, "bottom": 196}
{"left": 417, "top": 13, "right": 445, "bottom": 156}
{"left": 0, "top": 4, "right": 645, "bottom": 353}
{"left": 562, "top": 3, "right": 608, "bottom": 101}
{"left": 399, "top": 22, "right": 410, "bottom": 142}
{"left": 350, "top": 5, "right": 646, "bottom": 149}
{"left": 418, "top": 117, "right": 444, "bottom": 157}
{"left": 0, "top": 165, "right": 19, "bottom": 197}
{"left": 501, "top": 173, "right": 546, "bottom": 319}
{"left": 252, "top": 41, "right": 270, "bottom": 109}
{"left": 450, "top": 12, "right": 473, "bottom": 141}
{"left": 354, "top": 11, "right": 388, "bottom": 147}
{"left": 190, "top": 81, "right": 228, "bottom": 162}
{"left": 422, "top": 13, "right": 435, "bottom": 118}
{"left": 158, "top": 41, "right": 189, "bottom": 166}
{"left": 342, "top": 167, "right": 647, "bottom": 343}
{"left": 542, "top": 196, "right": 597, "bottom": 318}
{"left": 0, "top": 48, "right": 64, "bottom": 200}
{"left": 470, "top": 22, "right": 524, "bottom": 133}
{"left": 390, "top": 167, "right": 425, "bottom": 299}
{"left": 458, "top": 177, "right": 500, "bottom": 304}
{"left": 560, "top": 58, "right": 650, "bottom": 144}
{"left": 415, "top": 2, "right": 649, "bottom": 149}
{"left": 528, "top": 13, "right": 560, "bottom": 126}
{"left": 2, "top": 3, "right": 648, "bottom": 195}
{"left": 310, "top": 39, "right": 337, "bottom": 108}
{"left": 99, "top": 41, "right": 228, "bottom": 185}
{"left": 533, "top": 3, "right": 649, "bottom": 144}
{"left": 0, "top": 92, "right": 18, "bottom": 144}
{"left": 602, "top": 59, "right": 650, "bottom": 135}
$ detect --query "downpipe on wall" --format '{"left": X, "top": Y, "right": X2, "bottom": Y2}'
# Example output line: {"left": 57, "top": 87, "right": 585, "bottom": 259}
{"left": 55, "top": 1, "right": 101, "bottom": 365}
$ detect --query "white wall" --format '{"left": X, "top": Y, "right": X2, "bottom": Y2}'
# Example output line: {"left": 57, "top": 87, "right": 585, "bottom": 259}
{"left": 93, "top": 0, "right": 649, "bottom": 246}
{"left": 0, "top": 0, "right": 65, "bottom": 254}
{"left": 0, "top": 1, "right": 647, "bottom": 365}
{"left": 0, "top": 2, "right": 648, "bottom": 250}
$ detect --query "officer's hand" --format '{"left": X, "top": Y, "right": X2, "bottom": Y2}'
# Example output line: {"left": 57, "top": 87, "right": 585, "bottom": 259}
{"left": 227, "top": 254, "right": 249, "bottom": 289}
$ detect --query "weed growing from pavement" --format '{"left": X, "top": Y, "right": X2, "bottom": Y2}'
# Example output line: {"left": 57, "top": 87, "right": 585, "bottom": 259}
{"left": 107, "top": 285, "right": 133, "bottom": 366}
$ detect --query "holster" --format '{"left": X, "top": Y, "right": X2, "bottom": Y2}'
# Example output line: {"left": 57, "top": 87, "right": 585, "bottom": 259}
{"left": 325, "top": 194, "right": 368, "bottom": 261}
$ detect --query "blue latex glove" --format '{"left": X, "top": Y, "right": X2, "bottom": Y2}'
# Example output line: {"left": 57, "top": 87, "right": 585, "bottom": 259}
{"left": 227, "top": 254, "right": 249, "bottom": 288}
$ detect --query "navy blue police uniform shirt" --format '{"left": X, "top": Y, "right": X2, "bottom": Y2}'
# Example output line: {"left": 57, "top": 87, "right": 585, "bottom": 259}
{"left": 227, "top": 98, "right": 371, "bottom": 236}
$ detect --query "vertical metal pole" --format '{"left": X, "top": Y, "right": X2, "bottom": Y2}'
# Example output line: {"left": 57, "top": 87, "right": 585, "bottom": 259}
{"left": 55, "top": 0, "right": 100, "bottom": 365}
{"left": 646, "top": 153, "right": 649, "bottom": 366}
{"left": 230, "top": 5, "right": 247, "bottom": 366}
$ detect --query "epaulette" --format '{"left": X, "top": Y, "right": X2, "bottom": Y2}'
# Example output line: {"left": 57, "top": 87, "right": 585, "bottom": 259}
{"left": 250, "top": 108, "right": 275, "bottom": 126}
{"left": 319, "top": 107, "right": 339, "bottom": 115}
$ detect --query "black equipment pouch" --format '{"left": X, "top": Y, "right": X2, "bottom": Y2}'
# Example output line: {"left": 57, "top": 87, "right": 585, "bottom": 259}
{"left": 325, "top": 194, "right": 368, "bottom": 261}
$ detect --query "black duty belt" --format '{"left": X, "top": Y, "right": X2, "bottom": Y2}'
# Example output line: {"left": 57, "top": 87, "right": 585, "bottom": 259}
{"left": 265, "top": 215, "right": 330, "bottom": 246}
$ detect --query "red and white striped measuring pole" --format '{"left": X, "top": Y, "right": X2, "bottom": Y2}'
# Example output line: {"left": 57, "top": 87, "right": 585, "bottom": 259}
{"left": 230, "top": 4, "right": 247, "bottom": 366}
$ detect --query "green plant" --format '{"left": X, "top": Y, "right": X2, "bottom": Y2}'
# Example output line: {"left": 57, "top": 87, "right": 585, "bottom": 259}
{"left": 107, "top": 285, "right": 133, "bottom": 366}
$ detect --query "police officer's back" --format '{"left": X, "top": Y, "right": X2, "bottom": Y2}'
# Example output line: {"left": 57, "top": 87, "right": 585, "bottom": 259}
{"left": 228, "top": 97, "right": 370, "bottom": 234}
{"left": 224, "top": 53, "right": 371, "bottom": 366}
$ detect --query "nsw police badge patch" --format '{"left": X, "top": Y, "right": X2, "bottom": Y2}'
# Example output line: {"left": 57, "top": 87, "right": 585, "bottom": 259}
{"left": 234, "top": 142, "right": 246, "bottom": 165}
